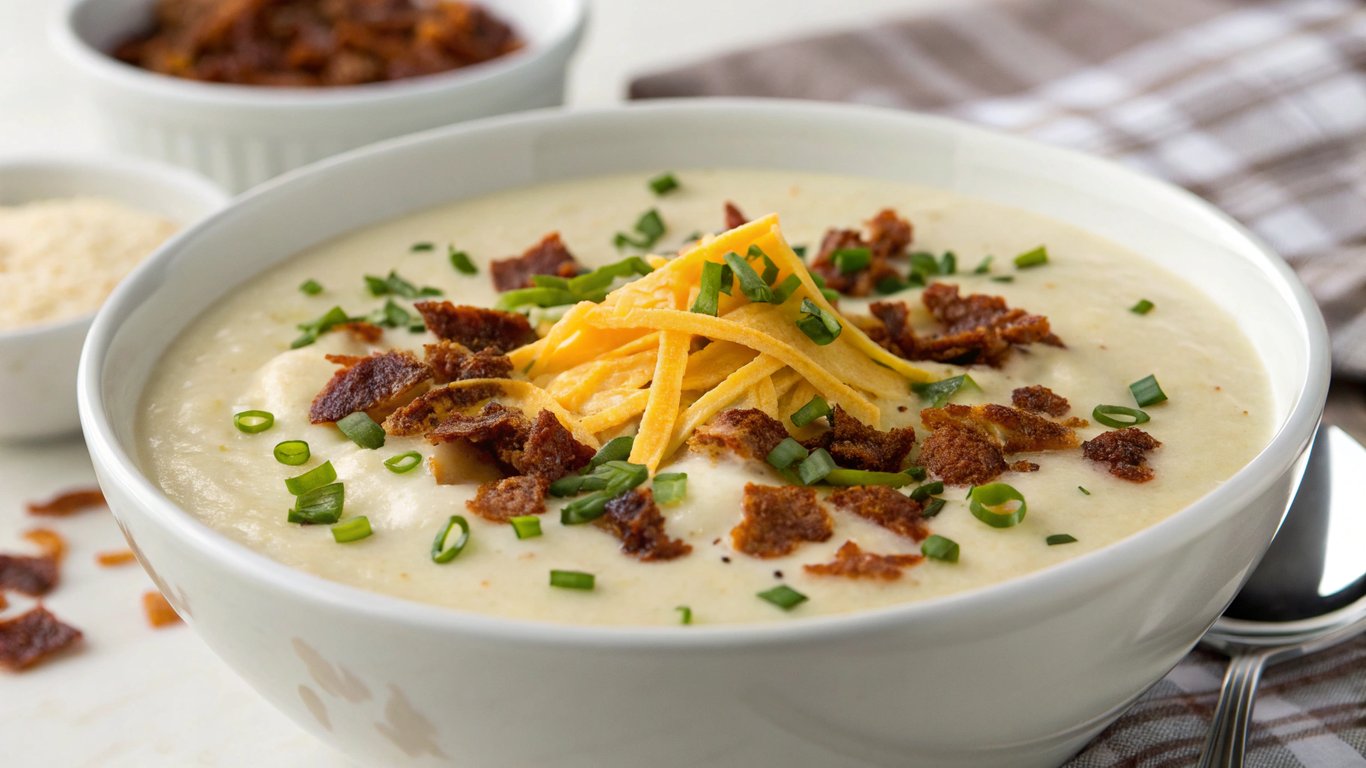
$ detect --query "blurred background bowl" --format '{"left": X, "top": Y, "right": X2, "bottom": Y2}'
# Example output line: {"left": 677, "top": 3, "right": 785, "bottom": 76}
{"left": 0, "top": 154, "right": 226, "bottom": 442}
{"left": 51, "top": 0, "right": 588, "bottom": 193}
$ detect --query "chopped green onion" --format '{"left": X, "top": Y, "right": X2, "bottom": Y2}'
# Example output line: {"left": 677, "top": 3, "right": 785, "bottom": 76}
{"left": 676, "top": 605, "right": 692, "bottom": 625}
{"left": 449, "top": 247, "right": 477, "bottom": 275}
{"left": 273, "top": 440, "right": 310, "bottom": 465}
{"left": 560, "top": 461, "right": 649, "bottom": 524}
{"left": 548, "top": 473, "right": 601, "bottom": 497}
{"left": 973, "top": 256, "right": 994, "bottom": 274}
{"left": 990, "top": 275, "right": 1015, "bottom": 283}
{"left": 532, "top": 274, "right": 570, "bottom": 290}
{"left": 875, "top": 276, "right": 909, "bottom": 295}
{"left": 509, "top": 515, "right": 542, "bottom": 540}
{"left": 824, "top": 468, "right": 915, "bottom": 487}
{"left": 832, "top": 247, "right": 871, "bottom": 274}
{"left": 568, "top": 256, "right": 653, "bottom": 295}
{"left": 904, "top": 465, "right": 928, "bottom": 481}
{"left": 288, "top": 482, "right": 345, "bottom": 525}
{"left": 588, "top": 435, "right": 634, "bottom": 470}
{"left": 793, "top": 245, "right": 808, "bottom": 259}
{"left": 771, "top": 274, "right": 802, "bottom": 304}
{"left": 410, "top": 241, "right": 435, "bottom": 252}
{"left": 495, "top": 287, "right": 580, "bottom": 311}
{"left": 766, "top": 438, "right": 809, "bottom": 470}
{"left": 969, "top": 483, "right": 1028, "bottom": 528}
{"left": 409, "top": 322, "right": 427, "bottom": 334}
{"left": 384, "top": 451, "right": 422, "bottom": 474}
{"left": 939, "top": 251, "right": 957, "bottom": 275}
{"left": 908, "top": 251, "right": 940, "bottom": 281}
{"left": 1130, "top": 299, "right": 1155, "bottom": 315}
{"left": 796, "top": 298, "right": 842, "bottom": 345}
{"left": 1129, "top": 374, "right": 1168, "bottom": 408}
{"left": 431, "top": 515, "right": 471, "bottom": 563}
{"left": 911, "top": 374, "right": 978, "bottom": 408}
{"left": 748, "top": 245, "right": 780, "bottom": 285}
{"left": 821, "top": 288, "right": 842, "bottom": 302}
{"left": 648, "top": 172, "right": 679, "bottom": 196}
{"left": 718, "top": 263, "right": 734, "bottom": 295}
{"left": 364, "top": 270, "right": 442, "bottom": 299}
{"left": 337, "top": 412, "right": 385, "bottom": 450}
{"left": 791, "top": 396, "right": 831, "bottom": 427}
{"left": 365, "top": 298, "right": 411, "bottom": 329}
{"left": 298, "top": 279, "right": 323, "bottom": 296}
{"left": 549, "top": 569, "right": 595, "bottom": 590}
{"left": 1046, "top": 534, "right": 1078, "bottom": 546}
{"left": 757, "top": 585, "right": 807, "bottom": 610}
{"left": 291, "top": 305, "right": 352, "bottom": 349}
{"left": 284, "top": 461, "right": 337, "bottom": 495}
{"left": 922, "top": 498, "right": 946, "bottom": 518}
{"left": 614, "top": 209, "right": 666, "bottom": 251}
{"left": 921, "top": 534, "right": 959, "bottom": 562}
{"left": 331, "top": 516, "right": 372, "bottom": 543}
{"left": 796, "top": 448, "right": 836, "bottom": 485}
{"left": 691, "top": 261, "right": 724, "bottom": 316}
{"left": 909, "top": 481, "right": 945, "bottom": 501}
{"left": 233, "top": 410, "right": 274, "bottom": 434}
{"left": 1013, "top": 246, "right": 1049, "bottom": 269}
{"left": 1092, "top": 404, "right": 1150, "bottom": 428}
{"left": 723, "top": 251, "right": 775, "bottom": 303}
{"left": 653, "top": 472, "right": 688, "bottom": 505}
{"left": 1078, "top": 486, "right": 1091, "bottom": 496}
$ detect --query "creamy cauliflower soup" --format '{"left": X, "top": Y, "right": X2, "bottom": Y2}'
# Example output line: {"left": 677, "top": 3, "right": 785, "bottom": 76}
{"left": 139, "top": 170, "right": 1273, "bottom": 626}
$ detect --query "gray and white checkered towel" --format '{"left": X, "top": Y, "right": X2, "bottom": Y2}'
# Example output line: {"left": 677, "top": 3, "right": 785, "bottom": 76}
{"left": 631, "top": 0, "right": 1366, "bottom": 764}
{"left": 631, "top": 0, "right": 1366, "bottom": 379}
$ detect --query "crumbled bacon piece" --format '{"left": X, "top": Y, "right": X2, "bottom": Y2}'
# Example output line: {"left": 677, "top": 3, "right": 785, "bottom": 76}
{"left": 96, "top": 550, "right": 137, "bottom": 567}
{"left": 336, "top": 320, "right": 383, "bottom": 344}
{"left": 596, "top": 489, "right": 692, "bottom": 561}
{"left": 919, "top": 425, "right": 1009, "bottom": 486}
{"left": 723, "top": 201, "right": 748, "bottom": 230}
{"left": 142, "top": 591, "right": 182, "bottom": 628}
{"left": 414, "top": 301, "right": 537, "bottom": 353}
{"left": 869, "top": 282, "right": 1062, "bottom": 367}
{"left": 516, "top": 410, "right": 595, "bottom": 481}
{"left": 829, "top": 486, "right": 929, "bottom": 541}
{"left": 731, "top": 484, "right": 832, "bottom": 558}
{"left": 806, "top": 405, "right": 916, "bottom": 473}
{"left": 26, "top": 488, "right": 105, "bottom": 517}
{"left": 804, "top": 540, "right": 923, "bottom": 580}
{"left": 309, "top": 350, "right": 432, "bottom": 424}
{"left": 921, "top": 404, "right": 1078, "bottom": 454}
{"left": 1011, "top": 460, "right": 1040, "bottom": 473}
{"left": 427, "top": 402, "right": 531, "bottom": 470}
{"left": 689, "top": 409, "right": 790, "bottom": 463}
{"left": 1083, "top": 428, "right": 1162, "bottom": 482}
{"left": 0, "top": 593, "right": 6, "bottom": 611}
{"left": 1011, "top": 385, "right": 1070, "bottom": 417}
{"left": 21, "top": 529, "right": 65, "bottom": 563}
{"left": 382, "top": 382, "right": 502, "bottom": 436}
{"left": 466, "top": 475, "right": 548, "bottom": 522}
{"left": 490, "top": 232, "right": 584, "bottom": 292}
{"left": 0, "top": 606, "right": 82, "bottom": 671}
{"left": 809, "top": 209, "right": 913, "bottom": 297}
{"left": 0, "top": 555, "right": 58, "bottom": 596}
{"left": 424, "top": 341, "right": 513, "bottom": 384}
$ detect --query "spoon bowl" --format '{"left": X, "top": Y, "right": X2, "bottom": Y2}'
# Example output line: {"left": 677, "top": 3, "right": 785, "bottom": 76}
{"left": 1197, "top": 425, "right": 1366, "bottom": 767}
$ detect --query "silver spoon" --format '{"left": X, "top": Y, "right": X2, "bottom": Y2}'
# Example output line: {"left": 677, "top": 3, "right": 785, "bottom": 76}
{"left": 1196, "top": 425, "right": 1366, "bottom": 767}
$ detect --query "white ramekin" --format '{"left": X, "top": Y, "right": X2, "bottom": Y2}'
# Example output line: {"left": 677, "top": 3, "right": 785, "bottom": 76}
{"left": 78, "top": 101, "right": 1330, "bottom": 767}
{"left": 51, "top": 0, "right": 587, "bottom": 193}
{"left": 0, "top": 154, "right": 226, "bottom": 442}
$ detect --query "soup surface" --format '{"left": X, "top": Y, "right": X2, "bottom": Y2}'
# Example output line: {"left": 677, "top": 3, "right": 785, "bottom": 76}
{"left": 140, "top": 169, "right": 1273, "bottom": 626}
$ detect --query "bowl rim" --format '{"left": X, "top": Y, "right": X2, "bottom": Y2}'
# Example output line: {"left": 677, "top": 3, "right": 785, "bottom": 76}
{"left": 0, "top": 151, "right": 228, "bottom": 341}
{"left": 49, "top": 0, "right": 589, "bottom": 109}
{"left": 78, "top": 99, "right": 1332, "bottom": 650}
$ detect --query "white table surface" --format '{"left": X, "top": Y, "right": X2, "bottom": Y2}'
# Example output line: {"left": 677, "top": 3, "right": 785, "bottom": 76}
{"left": 0, "top": 2, "right": 945, "bottom": 766}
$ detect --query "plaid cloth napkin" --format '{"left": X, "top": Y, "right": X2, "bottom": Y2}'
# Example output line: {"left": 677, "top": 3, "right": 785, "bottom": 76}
{"left": 631, "top": 0, "right": 1366, "bottom": 380}
{"left": 631, "top": 0, "right": 1366, "bottom": 764}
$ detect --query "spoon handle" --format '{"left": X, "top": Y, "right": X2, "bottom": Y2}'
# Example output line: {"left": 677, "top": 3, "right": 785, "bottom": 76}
{"left": 1197, "top": 649, "right": 1272, "bottom": 768}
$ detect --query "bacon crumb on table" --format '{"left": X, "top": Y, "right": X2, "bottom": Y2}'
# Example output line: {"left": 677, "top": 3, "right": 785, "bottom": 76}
{"left": 142, "top": 591, "right": 182, "bottom": 629}
{"left": 309, "top": 349, "right": 433, "bottom": 424}
{"left": 689, "top": 408, "right": 790, "bottom": 463}
{"left": 1011, "top": 385, "right": 1070, "bottom": 417}
{"left": 0, "top": 555, "right": 59, "bottom": 597}
{"left": 0, "top": 606, "right": 83, "bottom": 671}
{"left": 804, "top": 540, "right": 923, "bottom": 580}
{"left": 26, "top": 488, "right": 106, "bottom": 517}
{"left": 96, "top": 550, "right": 138, "bottom": 568}
{"left": 466, "top": 475, "right": 548, "bottom": 522}
{"left": 1082, "top": 428, "right": 1162, "bottom": 482}
{"left": 731, "top": 484, "right": 833, "bottom": 558}
{"left": 490, "top": 232, "right": 584, "bottom": 292}
{"left": 21, "top": 529, "right": 66, "bottom": 563}
{"left": 829, "top": 486, "right": 929, "bottom": 541}
{"left": 596, "top": 489, "right": 692, "bottom": 561}
{"left": 414, "top": 301, "right": 537, "bottom": 353}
